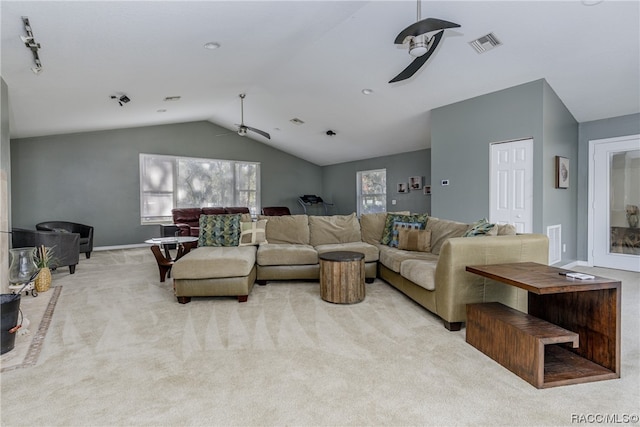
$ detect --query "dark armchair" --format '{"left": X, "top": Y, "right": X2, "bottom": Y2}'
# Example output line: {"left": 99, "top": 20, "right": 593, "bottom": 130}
{"left": 36, "top": 221, "right": 94, "bottom": 259}
{"left": 12, "top": 228, "right": 80, "bottom": 274}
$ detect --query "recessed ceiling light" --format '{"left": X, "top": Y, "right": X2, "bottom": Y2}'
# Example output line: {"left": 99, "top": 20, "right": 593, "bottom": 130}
{"left": 157, "top": 109, "right": 167, "bottom": 113}
{"left": 362, "top": 88, "right": 373, "bottom": 95}
{"left": 290, "top": 118, "right": 305, "bottom": 125}
{"left": 581, "top": 0, "right": 603, "bottom": 5}
{"left": 163, "top": 96, "right": 181, "bottom": 102}
{"left": 204, "top": 42, "right": 221, "bottom": 50}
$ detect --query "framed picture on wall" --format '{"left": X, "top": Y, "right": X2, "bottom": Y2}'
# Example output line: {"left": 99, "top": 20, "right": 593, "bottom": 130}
{"left": 423, "top": 185, "right": 431, "bottom": 195}
{"left": 397, "top": 183, "right": 408, "bottom": 193}
{"left": 555, "top": 156, "right": 569, "bottom": 189}
{"left": 409, "top": 176, "right": 422, "bottom": 190}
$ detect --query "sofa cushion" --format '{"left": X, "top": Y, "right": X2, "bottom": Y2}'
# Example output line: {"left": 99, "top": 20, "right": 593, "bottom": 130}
{"left": 309, "top": 213, "right": 361, "bottom": 246}
{"left": 381, "top": 213, "right": 428, "bottom": 246}
{"left": 389, "top": 221, "right": 424, "bottom": 248}
{"left": 400, "top": 259, "right": 437, "bottom": 291}
{"left": 239, "top": 220, "right": 268, "bottom": 246}
{"left": 172, "top": 246, "right": 256, "bottom": 279}
{"left": 463, "top": 218, "right": 498, "bottom": 237}
{"left": 315, "top": 242, "right": 379, "bottom": 262}
{"left": 172, "top": 207, "right": 203, "bottom": 227}
{"left": 257, "top": 243, "right": 318, "bottom": 266}
{"left": 398, "top": 229, "right": 431, "bottom": 252}
{"left": 198, "top": 214, "right": 242, "bottom": 247}
{"left": 378, "top": 244, "right": 438, "bottom": 273}
{"left": 426, "top": 217, "right": 470, "bottom": 255}
{"left": 360, "top": 211, "right": 410, "bottom": 245}
{"left": 497, "top": 223, "right": 517, "bottom": 235}
{"left": 258, "top": 214, "right": 310, "bottom": 245}
{"left": 201, "top": 207, "right": 226, "bottom": 215}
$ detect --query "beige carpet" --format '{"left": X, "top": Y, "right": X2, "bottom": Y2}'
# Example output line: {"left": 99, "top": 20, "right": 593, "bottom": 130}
{"left": 0, "top": 248, "right": 638, "bottom": 426}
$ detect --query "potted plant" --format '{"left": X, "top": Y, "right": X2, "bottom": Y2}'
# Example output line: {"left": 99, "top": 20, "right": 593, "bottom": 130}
{"left": 34, "top": 245, "right": 55, "bottom": 292}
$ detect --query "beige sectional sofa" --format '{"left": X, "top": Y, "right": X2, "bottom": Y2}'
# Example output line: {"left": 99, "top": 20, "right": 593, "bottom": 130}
{"left": 171, "top": 211, "right": 548, "bottom": 330}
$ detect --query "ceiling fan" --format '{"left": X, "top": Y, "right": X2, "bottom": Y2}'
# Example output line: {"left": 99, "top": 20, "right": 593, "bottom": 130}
{"left": 235, "top": 93, "right": 270, "bottom": 140}
{"left": 389, "top": 0, "right": 460, "bottom": 83}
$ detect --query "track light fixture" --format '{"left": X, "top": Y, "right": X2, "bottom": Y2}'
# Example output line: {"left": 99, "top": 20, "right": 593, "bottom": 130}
{"left": 110, "top": 94, "right": 131, "bottom": 106}
{"left": 21, "top": 16, "right": 43, "bottom": 75}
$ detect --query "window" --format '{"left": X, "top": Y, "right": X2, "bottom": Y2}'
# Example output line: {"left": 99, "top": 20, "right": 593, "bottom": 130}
{"left": 356, "top": 168, "right": 386, "bottom": 216}
{"left": 139, "top": 153, "right": 260, "bottom": 224}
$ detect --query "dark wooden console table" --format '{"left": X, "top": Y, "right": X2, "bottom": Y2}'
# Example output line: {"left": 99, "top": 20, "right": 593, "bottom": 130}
{"left": 465, "top": 262, "right": 620, "bottom": 388}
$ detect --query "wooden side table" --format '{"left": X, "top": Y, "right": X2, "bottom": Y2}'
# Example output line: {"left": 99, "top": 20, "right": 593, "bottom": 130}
{"left": 465, "top": 262, "right": 620, "bottom": 388}
{"left": 319, "top": 251, "right": 365, "bottom": 304}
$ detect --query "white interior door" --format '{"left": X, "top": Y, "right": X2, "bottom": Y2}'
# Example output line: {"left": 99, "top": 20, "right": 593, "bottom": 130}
{"left": 590, "top": 135, "right": 640, "bottom": 272}
{"left": 490, "top": 138, "right": 533, "bottom": 233}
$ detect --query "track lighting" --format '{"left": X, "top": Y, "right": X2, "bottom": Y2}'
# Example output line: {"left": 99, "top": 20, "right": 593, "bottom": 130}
{"left": 21, "top": 17, "right": 43, "bottom": 75}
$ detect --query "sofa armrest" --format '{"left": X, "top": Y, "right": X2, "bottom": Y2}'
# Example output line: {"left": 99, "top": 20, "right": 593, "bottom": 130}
{"left": 434, "top": 234, "right": 549, "bottom": 323}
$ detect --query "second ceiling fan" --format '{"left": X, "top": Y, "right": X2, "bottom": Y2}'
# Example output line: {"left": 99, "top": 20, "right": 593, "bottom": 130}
{"left": 389, "top": 1, "right": 460, "bottom": 83}
{"left": 235, "top": 93, "right": 270, "bottom": 140}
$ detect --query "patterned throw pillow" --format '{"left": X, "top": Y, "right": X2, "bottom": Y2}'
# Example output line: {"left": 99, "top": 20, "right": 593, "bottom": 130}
{"left": 198, "top": 214, "right": 242, "bottom": 247}
{"left": 239, "top": 220, "right": 268, "bottom": 246}
{"left": 381, "top": 213, "right": 429, "bottom": 246}
{"left": 389, "top": 221, "right": 424, "bottom": 248}
{"left": 398, "top": 229, "right": 432, "bottom": 252}
{"left": 463, "top": 218, "right": 497, "bottom": 237}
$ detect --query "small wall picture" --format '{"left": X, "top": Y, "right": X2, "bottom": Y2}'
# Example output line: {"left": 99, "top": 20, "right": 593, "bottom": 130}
{"left": 423, "top": 185, "right": 431, "bottom": 195}
{"left": 397, "top": 183, "right": 408, "bottom": 193}
{"left": 409, "top": 176, "right": 422, "bottom": 190}
{"left": 555, "top": 156, "right": 569, "bottom": 189}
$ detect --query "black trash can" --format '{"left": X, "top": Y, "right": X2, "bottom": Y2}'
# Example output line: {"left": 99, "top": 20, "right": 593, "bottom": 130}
{"left": 1, "top": 294, "right": 21, "bottom": 355}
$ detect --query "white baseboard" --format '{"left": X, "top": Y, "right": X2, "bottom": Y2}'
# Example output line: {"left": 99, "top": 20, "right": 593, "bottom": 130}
{"left": 560, "top": 260, "right": 591, "bottom": 269}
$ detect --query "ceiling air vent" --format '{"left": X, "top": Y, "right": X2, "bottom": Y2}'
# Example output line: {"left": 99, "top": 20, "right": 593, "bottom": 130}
{"left": 163, "top": 96, "right": 181, "bottom": 102}
{"left": 290, "top": 118, "right": 305, "bottom": 125}
{"left": 469, "top": 33, "right": 502, "bottom": 54}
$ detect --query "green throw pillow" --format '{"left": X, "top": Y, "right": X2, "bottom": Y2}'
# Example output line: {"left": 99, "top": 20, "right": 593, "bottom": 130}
{"left": 381, "top": 213, "right": 429, "bottom": 246}
{"left": 463, "top": 218, "right": 497, "bottom": 237}
{"left": 198, "top": 214, "right": 242, "bottom": 247}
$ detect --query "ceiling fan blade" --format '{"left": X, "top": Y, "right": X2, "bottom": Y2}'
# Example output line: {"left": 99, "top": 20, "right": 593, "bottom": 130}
{"left": 394, "top": 18, "right": 459, "bottom": 44}
{"left": 389, "top": 30, "right": 443, "bottom": 83}
{"left": 246, "top": 126, "right": 271, "bottom": 140}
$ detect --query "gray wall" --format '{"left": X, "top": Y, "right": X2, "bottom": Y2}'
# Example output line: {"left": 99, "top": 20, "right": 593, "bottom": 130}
{"left": 577, "top": 113, "right": 640, "bottom": 260}
{"left": 10, "top": 121, "right": 322, "bottom": 246}
{"left": 431, "top": 79, "right": 580, "bottom": 264}
{"left": 431, "top": 80, "right": 544, "bottom": 225}
{"left": 322, "top": 149, "right": 431, "bottom": 215}
{"left": 542, "top": 81, "right": 579, "bottom": 262}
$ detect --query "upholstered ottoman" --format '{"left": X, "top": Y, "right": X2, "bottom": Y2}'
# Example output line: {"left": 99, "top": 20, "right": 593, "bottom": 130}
{"left": 172, "top": 246, "right": 257, "bottom": 303}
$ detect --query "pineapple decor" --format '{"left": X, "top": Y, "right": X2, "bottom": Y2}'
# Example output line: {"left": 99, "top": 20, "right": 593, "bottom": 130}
{"left": 34, "top": 245, "right": 55, "bottom": 292}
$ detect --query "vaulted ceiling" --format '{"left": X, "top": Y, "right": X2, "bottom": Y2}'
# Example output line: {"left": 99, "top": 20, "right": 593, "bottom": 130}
{"left": 2, "top": 1, "right": 639, "bottom": 166}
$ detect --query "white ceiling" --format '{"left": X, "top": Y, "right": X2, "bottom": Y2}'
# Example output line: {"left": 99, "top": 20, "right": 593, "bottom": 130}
{"left": 2, "top": 1, "right": 639, "bottom": 166}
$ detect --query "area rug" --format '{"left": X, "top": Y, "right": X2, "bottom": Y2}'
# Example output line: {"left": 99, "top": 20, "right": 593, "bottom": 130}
{"left": 0, "top": 286, "right": 62, "bottom": 372}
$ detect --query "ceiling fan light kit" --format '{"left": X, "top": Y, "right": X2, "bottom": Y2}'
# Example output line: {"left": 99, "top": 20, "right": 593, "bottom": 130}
{"left": 408, "top": 34, "right": 429, "bottom": 57}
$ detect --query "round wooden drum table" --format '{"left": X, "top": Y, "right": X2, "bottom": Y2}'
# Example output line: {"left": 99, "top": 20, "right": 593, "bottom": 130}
{"left": 319, "top": 251, "right": 365, "bottom": 304}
